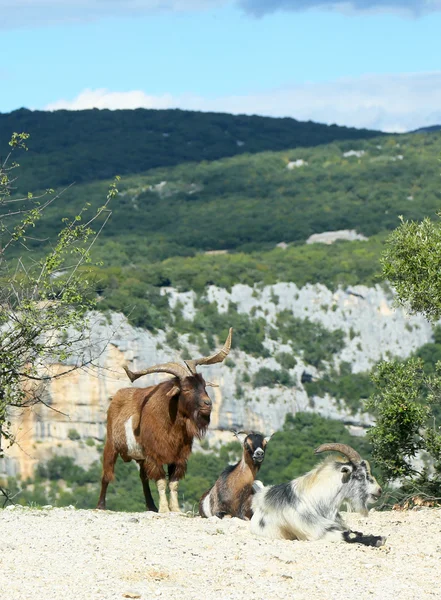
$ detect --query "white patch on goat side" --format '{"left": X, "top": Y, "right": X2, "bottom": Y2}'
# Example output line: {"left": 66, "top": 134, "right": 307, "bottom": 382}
{"left": 124, "top": 416, "right": 145, "bottom": 460}
{"left": 202, "top": 493, "right": 212, "bottom": 518}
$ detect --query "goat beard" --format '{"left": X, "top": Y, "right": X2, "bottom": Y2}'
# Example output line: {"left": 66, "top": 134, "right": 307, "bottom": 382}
{"left": 187, "top": 410, "right": 210, "bottom": 440}
{"left": 346, "top": 497, "right": 369, "bottom": 516}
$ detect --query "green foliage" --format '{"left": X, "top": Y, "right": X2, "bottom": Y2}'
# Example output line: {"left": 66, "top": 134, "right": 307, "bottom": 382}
{"left": 275, "top": 352, "right": 297, "bottom": 370}
{"left": 86, "top": 235, "right": 385, "bottom": 329}
{"left": 252, "top": 367, "right": 293, "bottom": 388}
{"left": 382, "top": 214, "right": 441, "bottom": 321}
{"left": 275, "top": 310, "right": 345, "bottom": 368}
{"left": 67, "top": 429, "right": 81, "bottom": 441}
{"left": 366, "top": 359, "right": 441, "bottom": 480}
{"left": 2, "top": 412, "right": 374, "bottom": 511}
{"left": 170, "top": 298, "right": 271, "bottom": 358}
{"left": 306, "top": 362, "right": 375, "bottom": 414}
{"left": 5, "top": 123, "right": 441, "bottom": 271}
{"left": 373, "top": 199, "right": 441, "bottom": 502}
{"left": 0, "top": 134, "right": 117, "bottom": 450}
{"left": 0, "top": 108, "right": 380, "bottom": 190}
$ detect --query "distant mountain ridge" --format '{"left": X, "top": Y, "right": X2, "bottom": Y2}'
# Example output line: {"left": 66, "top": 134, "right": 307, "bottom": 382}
{"left": 411, "top": 125, "right": 441, "bottom": 133}
{"left": 0, "top": 107, "right": 382, "bottom": 191}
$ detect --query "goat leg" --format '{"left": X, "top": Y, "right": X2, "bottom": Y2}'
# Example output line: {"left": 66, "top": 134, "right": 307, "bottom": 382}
{"left": 168, "top": 481, "right": 181, "bottom": 512}
{"left": 97, "top": 440, "right": 118, "bottom": 510}
{"left": 138, "top": 460, "right": 158, "bottom": 512}
{"left": 156, "top": 479, "right": 170, "bottom": 513}
{"left": 343, "top": 530, "right": 387, "bottom": 547}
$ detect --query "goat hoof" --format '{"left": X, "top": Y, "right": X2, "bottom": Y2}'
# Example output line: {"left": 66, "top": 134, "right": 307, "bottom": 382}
{"left": 376, "top": 536, "right": 387, "bottom": 547}
{"left": 158, "top": 505, "right": 170, "bottom": 514}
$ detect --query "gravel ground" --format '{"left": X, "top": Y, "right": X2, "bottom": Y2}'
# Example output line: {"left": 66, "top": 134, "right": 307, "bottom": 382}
{"left": 1, "top": 506, "right": 440, "bottom": 600}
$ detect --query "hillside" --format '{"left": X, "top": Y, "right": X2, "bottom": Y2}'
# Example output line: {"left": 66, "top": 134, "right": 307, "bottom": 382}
{"left": 0, "top": 107, "right": 380, "bottom": 191}
{"left": 1, "top": 506, "right": 440, "bottom": 600}
{"left": 2, "top": 111, "right": 441, "bottom": 510}
{"left": 5, "top": 128, "right": 441, "bottom": 266}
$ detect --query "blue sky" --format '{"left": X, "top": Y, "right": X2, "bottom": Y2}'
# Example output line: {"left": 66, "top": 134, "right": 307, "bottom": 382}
{"left": 1, "top": 0, "right": 440, "bottom": 131}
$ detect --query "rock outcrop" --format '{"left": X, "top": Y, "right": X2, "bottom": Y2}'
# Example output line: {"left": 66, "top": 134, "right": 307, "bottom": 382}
{"left": 1, "top": 282, "right": 433, "bottom": 479}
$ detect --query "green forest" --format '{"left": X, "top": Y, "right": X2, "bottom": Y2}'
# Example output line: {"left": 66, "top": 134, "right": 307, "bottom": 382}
{"left": 0, "top": 107, "right": 379, "bottom": 190}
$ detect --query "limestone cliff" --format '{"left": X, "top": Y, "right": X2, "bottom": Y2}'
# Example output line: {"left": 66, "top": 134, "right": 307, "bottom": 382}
{"left": 0, "top": 282, "right": 433, "bottom": 479}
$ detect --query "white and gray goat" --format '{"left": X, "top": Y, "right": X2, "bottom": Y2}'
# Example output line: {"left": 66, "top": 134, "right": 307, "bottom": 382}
{"left": 250, "top": 443, "right": 386, "bottom": 547}
{"left": 199, "top": 431, "right": 270, "bottom": 520}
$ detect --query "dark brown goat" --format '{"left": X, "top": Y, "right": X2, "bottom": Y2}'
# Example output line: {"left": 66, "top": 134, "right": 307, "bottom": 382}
{"left": 199, "top": 431, "right": 271, "bottom": 520}
{"left": 97, "top": 329, "right": 232, "bottom": 512}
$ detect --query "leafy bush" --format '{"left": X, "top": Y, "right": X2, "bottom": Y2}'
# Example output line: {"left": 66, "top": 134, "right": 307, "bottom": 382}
{"left": 366, "top": 359, "right": 441, "bottom": 481}
{"left": 252, "top": 367, "right": 293, "bottom": 388}
{"left": 276, "top": 352, "right": 297, "bottom": 370}
{"left": 306, "top": 362, "right": 374, "bottom": 414}
{"left": 276, "top": 311, "right": 345, "bottom": 368}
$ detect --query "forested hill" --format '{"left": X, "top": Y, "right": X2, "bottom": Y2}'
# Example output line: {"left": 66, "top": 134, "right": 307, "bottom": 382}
{"left": 0, "top": 107, "right": 380, "bottom": 190}
{"left": 16, "top": 127, "right": 441, "bottom": 265}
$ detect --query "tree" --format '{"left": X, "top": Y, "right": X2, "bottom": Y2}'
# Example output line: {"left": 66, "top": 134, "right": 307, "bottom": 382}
{"left": 0, "top": 133, "right": 118, "bottom": 472}
{"left": 367, "top": 212, "right": 441, "bottom": 502}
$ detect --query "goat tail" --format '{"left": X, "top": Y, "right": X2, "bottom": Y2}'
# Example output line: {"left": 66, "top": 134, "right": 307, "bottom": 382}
{"left": 199, "top": 489, "right": 212, "bottom": 518}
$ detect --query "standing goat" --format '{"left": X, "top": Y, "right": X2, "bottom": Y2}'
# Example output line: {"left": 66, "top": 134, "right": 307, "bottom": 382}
{"left": 250, "top": 443, "right": 386, "bottom": 547}
{"left": 97, "top": 329, "right": 232, "bottom": 513}
{"left": 199, "top": 431, "right": 271, "bottom": 520}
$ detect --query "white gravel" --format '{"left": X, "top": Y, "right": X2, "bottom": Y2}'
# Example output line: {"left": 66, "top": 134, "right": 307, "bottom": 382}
{"left": 1, "top": 506, "right": 440, "bottom": 600}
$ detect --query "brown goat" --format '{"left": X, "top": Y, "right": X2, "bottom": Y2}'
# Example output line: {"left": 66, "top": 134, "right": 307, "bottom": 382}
{"left": 199, "top": 431, "right": 271, "bottom": 520}
{"left": 97, "top": 329, "right": 232, "bottom": 513}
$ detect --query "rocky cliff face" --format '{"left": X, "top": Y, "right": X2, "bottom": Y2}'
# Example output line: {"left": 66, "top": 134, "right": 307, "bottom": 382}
{"left": 0, "top": 282, "right": 433, "bottom": 479}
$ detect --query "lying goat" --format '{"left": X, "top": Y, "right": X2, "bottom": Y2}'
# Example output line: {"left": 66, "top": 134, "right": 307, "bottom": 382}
{"left": 250, "top": 443, "right": 386, "bottom": 547}
{"left": 199, "top": 431, "right": 270, "bottom": 520}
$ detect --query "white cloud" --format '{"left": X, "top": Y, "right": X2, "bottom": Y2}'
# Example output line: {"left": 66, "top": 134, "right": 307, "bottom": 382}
{"left": 43, "top": 72, "right": 441, "bottom": 133}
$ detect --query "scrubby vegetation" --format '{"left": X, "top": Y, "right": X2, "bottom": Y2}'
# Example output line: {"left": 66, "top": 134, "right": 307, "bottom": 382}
{"left": 306, "top": 362, "right": 375, "bottom": 414}
{"left": 3, "top": 121, "right": 441, "bottom": 267}
{"left": 275, "top": 311, "right": 345, "bottom": 368}
{"left": 0, "top": 107, "right": 380, "bottom": 190}
{"left": 1, "top": 412, "right": 374, "bottom": 511}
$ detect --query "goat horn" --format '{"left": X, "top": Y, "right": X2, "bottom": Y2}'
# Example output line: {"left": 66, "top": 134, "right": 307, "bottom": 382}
{"left": 123, "top": 362, "right": 191, "bottom": 383}
{"left": 205, "top": 381, "right": 219, "bottom": 387}
{"left": 184, "top": 327, "right": 233, "bottom": 374}
{"left": 314, "top": 443, "right": 361, "bottom": 464}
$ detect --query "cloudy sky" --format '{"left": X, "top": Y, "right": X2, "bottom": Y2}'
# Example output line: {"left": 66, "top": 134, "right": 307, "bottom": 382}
{"left": 1, "top": 0, "right": 440, "bottom": 131}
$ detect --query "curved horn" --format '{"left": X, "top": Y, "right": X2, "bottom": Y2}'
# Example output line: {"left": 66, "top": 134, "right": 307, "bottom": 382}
{"left": 184, "top": 327, "right": 233, "bottom": 374}
{"left": 314, "top": 443, "right": 361, "bottom": 464}
{"left": 123, "top": 362, "right": 191, "bottom": 383}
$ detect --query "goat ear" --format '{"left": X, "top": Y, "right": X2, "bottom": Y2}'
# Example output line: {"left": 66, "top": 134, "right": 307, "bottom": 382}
{"left": 166, "top": 385, "right": 181, "bottom": 398}
{"left": 341, "top": 465, "right": 352, "bottom": 484}
{"left": 232, "top": 430, "right": 248, "bottom": 445}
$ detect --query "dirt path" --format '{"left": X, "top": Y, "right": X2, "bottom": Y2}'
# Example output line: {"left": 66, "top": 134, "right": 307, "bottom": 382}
{"left": 1, "top": 506, "right": 440, "bottom": 600}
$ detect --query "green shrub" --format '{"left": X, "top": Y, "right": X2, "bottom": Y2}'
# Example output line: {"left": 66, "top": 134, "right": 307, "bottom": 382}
{"left": 276, "top": 352, "right": 297, "bottom": 370}
{"left": 276, "top": 311, "right": 345, "bottom": 368}
{"left": 252, "top": 367, "right": 293, "bottom": 388}
{"left": 67, "top": 429, "right": 81, "bottom": 441}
